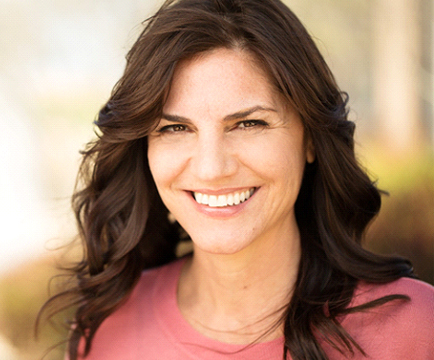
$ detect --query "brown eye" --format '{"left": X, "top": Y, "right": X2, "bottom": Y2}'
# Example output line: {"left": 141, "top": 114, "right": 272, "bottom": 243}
{"left": 171, "top": 124, "right": 186, "bottom": 132}
{"left": 237, "top": 120, "right": 269, "bottom": 129}
{"left": 158, "top": 124, "right": 187, "bottom": 132}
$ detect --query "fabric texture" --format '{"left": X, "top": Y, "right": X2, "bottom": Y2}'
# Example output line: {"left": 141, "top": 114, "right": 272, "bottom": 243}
{"left": 75, "top": 258, "right": 434, "bottom": 359}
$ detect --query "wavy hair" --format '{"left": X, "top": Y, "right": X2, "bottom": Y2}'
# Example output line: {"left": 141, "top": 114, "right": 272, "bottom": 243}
{"left": 40, "top": 0, "right": 414, "bottom": 359}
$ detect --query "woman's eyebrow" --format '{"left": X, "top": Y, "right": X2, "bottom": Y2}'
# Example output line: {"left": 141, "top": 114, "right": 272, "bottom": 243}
{"left": 161, "top": 113, "right": 191, "bottom": 123}
{"left": 162, "top": 106, "right": 276, "bottom": 123}
{"left": 223, "top": 106, "right": 277, "bottom": 121}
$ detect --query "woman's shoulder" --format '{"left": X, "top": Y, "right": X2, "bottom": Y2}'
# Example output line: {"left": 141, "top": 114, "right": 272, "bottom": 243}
{"left": 336, "top": 277, "right": 434, "bottom": 359}
{"left": 138, "top": 257, "right": 186, "bottom": 286}
{"left": 352, "top": 277, "right": 434, "bottom": 311}
{"left": 75, "top": 259, "right": 185, "bottom": 359}
{"left": 350, "top": 277, "right": 434, "bottom": 330}
{"left": 127, "top": 257, "right": 186, "bottom": 309}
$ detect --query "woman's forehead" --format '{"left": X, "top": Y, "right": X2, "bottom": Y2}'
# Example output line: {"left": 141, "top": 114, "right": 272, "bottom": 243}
{"left": 163, "top": 48, "right": 289, "bottom": 115}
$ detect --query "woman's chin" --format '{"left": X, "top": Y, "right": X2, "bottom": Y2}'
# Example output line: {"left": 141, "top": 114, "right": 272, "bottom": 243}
{"left": 190, "top": 237, "right": 253, "bottom": 257}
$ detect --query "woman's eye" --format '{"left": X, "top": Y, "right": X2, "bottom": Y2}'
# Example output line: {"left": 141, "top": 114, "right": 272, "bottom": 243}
{"left": 158, "top": 124, "right": 187, "bottom": 133}
{"left": 237, "top": 120, "right": 268, "bottom": 129}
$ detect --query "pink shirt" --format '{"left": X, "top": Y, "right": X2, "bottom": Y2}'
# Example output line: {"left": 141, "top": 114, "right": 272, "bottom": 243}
{"left": 75, "top": 258, "right": 434, "bottom": 359}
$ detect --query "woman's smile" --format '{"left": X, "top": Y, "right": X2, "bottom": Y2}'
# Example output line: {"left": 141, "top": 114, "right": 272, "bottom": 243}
{"left": 192, "top": 187, "right": 256, "bottom": 207}
{"left": 182, "top": 187, "right": 260, "bottom": 220}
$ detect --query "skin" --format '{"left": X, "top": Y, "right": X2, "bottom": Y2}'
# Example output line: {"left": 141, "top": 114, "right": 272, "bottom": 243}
{"left": 147, "top": 48, "right": 315, "bottom": 343}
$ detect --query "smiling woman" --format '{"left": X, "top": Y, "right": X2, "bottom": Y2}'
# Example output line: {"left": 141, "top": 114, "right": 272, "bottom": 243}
{"left": 39, "top": 0, "right": 434, "bottom": 359}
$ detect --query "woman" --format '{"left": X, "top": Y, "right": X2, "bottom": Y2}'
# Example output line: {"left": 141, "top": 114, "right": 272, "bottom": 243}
{"left": 44, "top": 0, "right": 434, "bottom": 359}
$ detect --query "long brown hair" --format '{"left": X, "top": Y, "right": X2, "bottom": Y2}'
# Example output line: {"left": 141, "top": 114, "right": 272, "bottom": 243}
{"left": 40, "top": 0, "right": 414, "bottom": 359}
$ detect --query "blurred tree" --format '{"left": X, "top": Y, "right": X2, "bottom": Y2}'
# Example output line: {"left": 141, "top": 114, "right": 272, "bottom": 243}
{"left": 371, "top": 0, "right": 429, "bottom": 152}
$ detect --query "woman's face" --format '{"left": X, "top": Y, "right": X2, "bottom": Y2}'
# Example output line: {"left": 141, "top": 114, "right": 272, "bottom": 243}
{"left": 148, "top": 48, "right": 314, "bottom": 255}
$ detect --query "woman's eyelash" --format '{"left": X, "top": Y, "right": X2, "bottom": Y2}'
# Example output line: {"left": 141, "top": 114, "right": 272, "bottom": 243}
{"left": 155, "top": 120, "right": 269, "bottom": 133}
{"left": 157, "top": 124, "right": 188, "bottom": 133}
{"left": 237, "top": 120, "right": 269, "bottom": 129}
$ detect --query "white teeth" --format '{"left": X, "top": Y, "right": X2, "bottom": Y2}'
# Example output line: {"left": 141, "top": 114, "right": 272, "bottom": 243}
{"left": 194, "top": 188, "right": 255, "bottom": 207}
{"left": 208, "top": 195, "right": 218, "bottom": 207}
{"left": 217, "top": 195, "right": 226, "bottom": 206}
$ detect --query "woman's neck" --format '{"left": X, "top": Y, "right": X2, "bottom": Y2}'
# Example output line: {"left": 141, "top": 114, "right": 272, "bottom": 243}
{"left": 177, "top": 229, "right": 301, "bottom": 344}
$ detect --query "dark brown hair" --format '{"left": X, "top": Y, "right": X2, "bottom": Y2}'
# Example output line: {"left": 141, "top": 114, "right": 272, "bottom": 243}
{"left": 40, "top": 0, "right": 414, "bottom": 359}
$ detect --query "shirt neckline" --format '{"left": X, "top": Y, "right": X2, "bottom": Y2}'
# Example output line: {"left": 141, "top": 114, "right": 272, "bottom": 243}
{"left": 152, "top": 257, "right": 286, "bottom": 360}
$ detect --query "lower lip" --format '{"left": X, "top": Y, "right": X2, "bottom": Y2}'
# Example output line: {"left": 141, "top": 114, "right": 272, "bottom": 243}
{"left": 188, "top": 190, "right": 257, "bottom": 218}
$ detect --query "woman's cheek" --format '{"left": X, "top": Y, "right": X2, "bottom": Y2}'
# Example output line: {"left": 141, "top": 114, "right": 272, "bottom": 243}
{"left": 148, "top": 139, "right": 190, "bottom": 185}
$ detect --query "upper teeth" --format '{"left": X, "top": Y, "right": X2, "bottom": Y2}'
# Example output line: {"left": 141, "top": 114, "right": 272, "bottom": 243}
{"left": 194, "top": 188, "right": 255, "bottom": 207}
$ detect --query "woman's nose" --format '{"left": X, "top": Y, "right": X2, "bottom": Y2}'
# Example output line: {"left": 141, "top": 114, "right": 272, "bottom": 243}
{"left": 190, "top": 134, "right": 237, "bottom": 182}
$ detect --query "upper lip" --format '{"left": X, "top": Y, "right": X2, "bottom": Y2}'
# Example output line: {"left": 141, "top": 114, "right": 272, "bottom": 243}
{"left": 187, "top": 187, "right": 256, "bottom": 195}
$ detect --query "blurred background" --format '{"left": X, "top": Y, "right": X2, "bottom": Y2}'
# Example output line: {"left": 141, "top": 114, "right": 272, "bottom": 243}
{"left": 0, "top": 0, "right": 432, "bottom": 358}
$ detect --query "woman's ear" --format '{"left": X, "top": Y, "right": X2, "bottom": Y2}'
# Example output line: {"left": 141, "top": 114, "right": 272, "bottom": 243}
{"left": 306, "top": 137, "right": 315, "bottom": 163}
